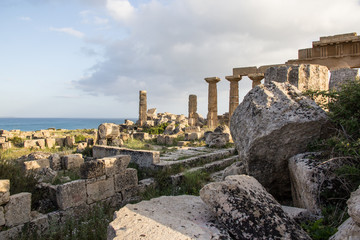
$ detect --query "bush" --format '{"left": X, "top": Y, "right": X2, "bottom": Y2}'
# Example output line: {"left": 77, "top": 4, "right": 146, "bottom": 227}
{"left": 75, "top": 135, "right": 87, "bottom": 143}
{"left": 303, "top": 78, "right": 360, "bottom": 237}
{"left": 8, "top": 136, "right": 24, "bottom": 147}
{"left": 144, "top": 123, "right": 169, "bottom": 135}
{"left": 0, "top": 160, "right": 39, "bottom": 208}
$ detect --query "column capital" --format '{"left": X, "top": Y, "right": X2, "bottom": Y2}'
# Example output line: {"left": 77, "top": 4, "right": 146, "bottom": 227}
{"left": 225, "top": 75, "right": 242, "bottom": 82}
{"left": 205, "top": 77, "right": 221, "bottom": 84}
{"left": 248, "top": 73, "right": 265, "bottom": 81}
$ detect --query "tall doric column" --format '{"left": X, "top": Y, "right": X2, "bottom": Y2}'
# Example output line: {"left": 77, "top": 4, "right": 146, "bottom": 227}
{"left": 139, "top": 90, "right": 147, "bottom": 126}
{"left": 225, "top": 75, "right": 242, "bottom": 122}
{"left": 205, "top": 77, "right": 221, "bottom": 129}
{"left": 248, "top": 73, "right": 264, "bottom": 88}
{"left": 188, "top": 94, "right": 198, "bottom": 126}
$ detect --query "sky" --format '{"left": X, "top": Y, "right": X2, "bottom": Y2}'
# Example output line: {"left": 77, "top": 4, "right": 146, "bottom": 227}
{"left": 1, "top": 0, "right": 359, "bottom": 118}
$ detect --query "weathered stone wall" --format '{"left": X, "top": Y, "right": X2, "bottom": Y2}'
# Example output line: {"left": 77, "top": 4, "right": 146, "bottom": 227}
{"left": 0, "top": 154, "right": 139, "bottom": 238}
{"left": 93, "top": 145, "right": 160, "bottom": 168}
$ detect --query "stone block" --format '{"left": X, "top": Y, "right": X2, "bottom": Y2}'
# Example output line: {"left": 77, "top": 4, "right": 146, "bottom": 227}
{"left": 177, "top": 141, "right": 190, "bottom": 147}
{"left": 92, "top": 145, "right": 160, "bottom": 168}
{"left": 37, "top": 139, "right": 46, "bottom": 149}
{"left": 64, "top": 136, "right": 75, "bottom": 147}
{"left": 45, "top": 138, "right": 55, "bottom": 148}
{"left": 23, "top": 159, "right": 50, "bottom": 172}
{"left": 80, "top": 160, "right": 105, "bottom": 179}
{"left": 157, "top": 135, "right": 166, "bottom": 145}
{"left": 55, "top": 138, "right": 64, "bottom": 147}
{"left": 330, "top": 68, "right": 359, "bottom": 91}
{"left": 98, "top": 139, "right": 107, "bottom": 145}
{"left": 185, "top": 132, "right": 203, "bottom": 141}
{"left": 76, "top": 142, "right": 88, "bottom": 152}
{"left": 184, "top": 126, "right": 201, "bottom": 133}
{"left": 264, "top": 64, "right": 329, "bottom": 92}
{"left": 99, "top": 155, "right": 131, "bottom": 177}
{"left": 0, "top": 142, "right": 12, "bottom": 150}
{"left": 132, "top": 132, "right": 149, "bottom": 141}
{"left": 165, "top": 135, "right": 177, "bottom": 145}
{"left": 0, "top": 180, "right": 10, "bottom": 205}
{"left": 5, "top": 192, "right": 31, "bottom": 227}
{"left": 114, "top": 168, "right": 138, "bottom": 192}
{"left": 86, "top": 177, "right": 115, "bottom": 204}
{"left": 29, "top": 212, "right": 49, "bottom": 236}
{"left": 56, "top": 180, "right": 86, "bottom": 210}
{"left": 49, "top": 153, "right": 61, "bottom": 171}
{"left": 62, "top": 154, "right": 84, "bottom": 170}
{"left": 0, "top": 137, "right": 5, "bottom": 143}
{"left": 0, "top": 207, "right": 5, "bottom": 226}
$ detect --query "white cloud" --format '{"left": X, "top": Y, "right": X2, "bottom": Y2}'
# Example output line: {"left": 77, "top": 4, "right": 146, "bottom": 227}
{"left": 19, "top": 16, "right": 32, "bottom": 21}
{"left": 106, "top": 0, "right": 134, "bottom": 21}
{"left": 50, "top": 27, "right": 85, "bottom": 38}
{"left": 74, "top": 0, "right": 360, "bottom": 116}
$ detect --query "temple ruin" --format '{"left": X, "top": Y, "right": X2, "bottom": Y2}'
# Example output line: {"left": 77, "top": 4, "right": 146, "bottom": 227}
{"left": 204, "top": 77, "right": 221, "bottom": 129}
{"left": 286, "top": 32, "right": 360, "bottom": 70}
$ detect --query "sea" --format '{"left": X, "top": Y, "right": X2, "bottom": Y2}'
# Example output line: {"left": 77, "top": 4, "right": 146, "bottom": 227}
{"left": 0, "top": 118, "right": 137, "bottom": 132}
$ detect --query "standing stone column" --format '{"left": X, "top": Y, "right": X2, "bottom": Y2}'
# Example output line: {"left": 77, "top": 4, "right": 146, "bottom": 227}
{"left": 205, "top": 77, "right": 221, "bottom": 129}
{"left": 248, "top": 73, "right": 264, "bottom": 88}
{"left": 225, "top": 75, "right": 242, "bottom": 123}
{"left": 139, "top": 90, "right": 147, "bottom": 126}
{"left": 188, "top": 95, "right": 198, "bottom": 126}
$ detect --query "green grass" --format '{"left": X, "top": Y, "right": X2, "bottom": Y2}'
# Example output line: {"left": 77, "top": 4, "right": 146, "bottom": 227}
{"left": 51, "top": 169, "right": 80, "bottom": 185}
{"left": 17, "top": 203, "right": 113, "bottom": 240}
{"left": 140, "top": 169, "right": 210, "bottom": 200}
{"left": 123, "top": 139, "right": 152, "bottom": 150}
{"left": 302, "top": 78, "right": 360, "bottom": 238}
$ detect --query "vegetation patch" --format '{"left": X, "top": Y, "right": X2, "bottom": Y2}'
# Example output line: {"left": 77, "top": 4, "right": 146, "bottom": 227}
{"left": 303, "top": 78, "right": 360, "bottom": 238}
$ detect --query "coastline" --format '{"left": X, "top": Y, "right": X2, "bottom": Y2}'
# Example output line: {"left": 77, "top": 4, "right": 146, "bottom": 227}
{"left": 0, "top": 117, "right": 137, "bottom": 132}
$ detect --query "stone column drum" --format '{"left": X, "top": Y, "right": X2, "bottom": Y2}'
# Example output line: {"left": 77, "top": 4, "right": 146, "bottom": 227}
{"left": 139, "top": 90, "right": 147, "bottom": 126}
{"left": 225, "top": 75, "right": 242, "bottom": 123}
{"left": 188, "top": 94, "right": 198, "bottom": 126}
{"left": 205, "top": 77, "right": 221, "bottom": 129}
{"left": 248, "top": 73, "right": 264, "bottom": 88}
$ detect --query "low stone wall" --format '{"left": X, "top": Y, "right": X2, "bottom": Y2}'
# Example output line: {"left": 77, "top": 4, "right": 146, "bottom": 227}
{"left": 0, "top": 154, "right": 140, "bottom": 238}
{"left": 93, "top": 145, "right": 160, "bottom": 168}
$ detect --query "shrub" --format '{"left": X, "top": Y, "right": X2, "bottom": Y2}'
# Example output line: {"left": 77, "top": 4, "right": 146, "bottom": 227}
{"left": 144, "top": 123, "right": 169, "bottom": 135}
{"left": 75, "top": 135, "right": 87, "bottom": 143}
{"left": 8, "top": 136, "right": 24, "bottom": 147}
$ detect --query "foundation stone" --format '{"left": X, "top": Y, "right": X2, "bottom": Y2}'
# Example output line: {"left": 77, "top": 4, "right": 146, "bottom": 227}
{"left": 5, "top": 192, "right": 31, "bottom": 227}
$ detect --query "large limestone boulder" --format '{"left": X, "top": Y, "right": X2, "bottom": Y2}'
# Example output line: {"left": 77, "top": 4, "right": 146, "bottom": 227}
{"left": 97, "top": 123, "right": 120, "bottom": 141}
{"left": 289, "top": 152, "right": 352, "bottom": 214}
{"left": 230, "top": 82, "right": 328, "bottom": 199}
{"left": 108, "top": 195, "right": 231, "bottom": 240}
{"left": 200, "top": 175, "right": 310, "bottom": 239}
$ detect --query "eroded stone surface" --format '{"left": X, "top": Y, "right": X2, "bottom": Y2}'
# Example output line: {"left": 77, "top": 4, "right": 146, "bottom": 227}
{"left": 99, "top": 155, "right": 131, "bottom": 177}
{"left": 108, "top": 195, "right": 231, "bottom": 240}
{"left": 5, "top": 192, "right": 31, "bottom": 227}
{"left": 230, "top": 82, "right": 328, "bottom": 199}
{"left": 289, "top": 152, "right": 351, "bottom": 214}
{"left": 62, "top": 154, "right": 84, "bottom": 170}
{"left": 347, "top": 185, "right": 360, "bottom": 226}
{"left": 56, "top": 180, "right": 86, "bottom": 210}
{"left": 114, "top": 168, "right": 138, "bottom": 192}
{"left": 86, "top": 177, "right": 114, "bottom": 204}
{"left": 200, "top": 175, "right": 311, "bottom": 240}
{"left": 0, "top": 179, "right": 10, "bottom": 205}
{"left": 329, "top": 217, "right": 360, "bottom": 240}
{"left": 80, "top": 160, "right": 105, "bottom": 179}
